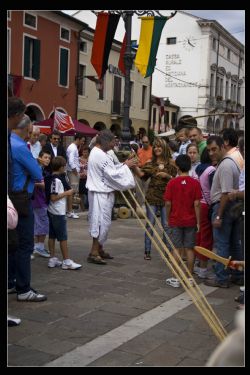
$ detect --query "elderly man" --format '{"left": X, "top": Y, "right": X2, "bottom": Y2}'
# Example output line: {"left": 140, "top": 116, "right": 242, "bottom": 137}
{"left": 9, "top": 115, "right": 47, "bottom": 302}
{"left": 188, "top": 126, "right": 207, "bottom": 157}
{"left": 86, "top": 130, "right": 137, "bottom": 264}
{"left": 27, "top": 125, "right": 41, "bottom": 158}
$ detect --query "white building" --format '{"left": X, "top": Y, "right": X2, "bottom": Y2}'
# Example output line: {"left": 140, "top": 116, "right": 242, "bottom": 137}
{"left": 152, "top": 11, "right": 245, "bottom": 132}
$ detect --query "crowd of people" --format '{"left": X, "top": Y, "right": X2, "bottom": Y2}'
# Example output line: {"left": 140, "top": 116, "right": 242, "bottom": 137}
{"left": 8, "top": 97, "right": 244, "bottom": 331}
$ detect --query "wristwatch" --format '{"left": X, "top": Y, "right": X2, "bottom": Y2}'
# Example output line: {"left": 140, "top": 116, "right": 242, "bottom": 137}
{"left": 216, "top": 216, "right": 221, "bottom": 220}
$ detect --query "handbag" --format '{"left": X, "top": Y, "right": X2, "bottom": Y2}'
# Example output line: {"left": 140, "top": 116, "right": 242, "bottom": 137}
{"left": 9, "top": 176, "right": 30, "bottom": 217}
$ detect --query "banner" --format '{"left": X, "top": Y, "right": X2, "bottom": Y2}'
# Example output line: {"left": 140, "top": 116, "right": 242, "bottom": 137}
{"left": 118, "top": 33, "right": 126, "bottom": 75}
{"left": 91, "top": 13, "right": 120, "bottom": 79}
{"left": 54, "top": 109, "right": 75, "bottom": 133}
{"left": 135, "top": 17, "right": 167, "bottom": 78}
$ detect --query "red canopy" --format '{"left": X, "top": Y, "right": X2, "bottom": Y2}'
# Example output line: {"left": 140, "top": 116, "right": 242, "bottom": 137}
{"left": 34, "top": 118, "right": 98, "bottom": 137}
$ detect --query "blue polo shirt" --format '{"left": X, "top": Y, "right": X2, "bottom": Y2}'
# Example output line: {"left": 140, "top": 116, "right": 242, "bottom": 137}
{"left": 10, "top": 133, "right": 42, "bottom": 193}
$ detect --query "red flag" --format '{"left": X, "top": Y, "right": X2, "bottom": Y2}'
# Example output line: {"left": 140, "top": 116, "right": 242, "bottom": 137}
{"left": 155, "top": 97, "right": 165, "bottom": 118}
{"left": 118, "top": 33, "right": 126, "bottom": 75}
{"left": 54, "top": 109, "right": 75, "bottom": 133}
{"left": 91, "top": 13, "right": 120, "bottom": 79}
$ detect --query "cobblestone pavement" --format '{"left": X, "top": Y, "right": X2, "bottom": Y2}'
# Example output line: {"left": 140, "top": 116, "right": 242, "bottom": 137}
{"left": 8, "top": 213, "right": 242, "bottom": 366}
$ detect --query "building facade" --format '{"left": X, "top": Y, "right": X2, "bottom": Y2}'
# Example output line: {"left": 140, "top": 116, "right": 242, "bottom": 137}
{"left": 7, "top": 10, "right": 85, "bottom": 121}
{"left": 151, "top": 11, "right": 245, "bottom": 133}
{"left": 77, "top": 26, "right": 151, "bottom": 134}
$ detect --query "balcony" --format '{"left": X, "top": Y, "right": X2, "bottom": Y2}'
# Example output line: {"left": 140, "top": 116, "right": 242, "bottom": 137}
{"left": 111, "top": 101, "right": 124, "bottom": 116}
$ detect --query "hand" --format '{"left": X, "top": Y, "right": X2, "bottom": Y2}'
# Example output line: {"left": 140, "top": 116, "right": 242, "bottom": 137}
{"left": 65, "top": 189, "right": 74, "bottom": 196}
{"left": 228, "top": 190, "right": 238, "bottom": 201}
{"left": 156, "top": 172, "right": 170, "bottom": 179}
{"left": 212, "top": 217, "right": 222, "bottom": 228}
{"left": 125, "top": 158, "right": 138, "bottom": 168}
{"left": 196, "top": 224, "right": 200, "bottom": 232}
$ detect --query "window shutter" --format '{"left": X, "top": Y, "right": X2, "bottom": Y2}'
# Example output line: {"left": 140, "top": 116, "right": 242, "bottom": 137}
{"left": 60, "top": 48, "right": 68, "bottom": 86}
{"left": 33, "top": 39, "right": 40, "bottom": 80}
{"left": 24, "top": 36, "right": 30, "bottom": 77}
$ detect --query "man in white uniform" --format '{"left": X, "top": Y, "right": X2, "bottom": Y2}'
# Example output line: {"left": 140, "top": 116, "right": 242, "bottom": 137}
{"left": 86, "top": 130, "right": 137, "bottom": 264}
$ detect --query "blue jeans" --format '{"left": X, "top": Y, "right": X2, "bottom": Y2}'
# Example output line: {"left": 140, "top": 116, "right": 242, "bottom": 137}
{"left": 8, "top": 200, "right": 34, "bottom": 294}
{"left": 144, "top": 205, "right": 169, "bottom": 252}
{"left": 212, "top": 201, "right": 243, "bottom": 283}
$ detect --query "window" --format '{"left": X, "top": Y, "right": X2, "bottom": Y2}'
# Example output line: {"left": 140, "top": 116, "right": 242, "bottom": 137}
{"left": 237, "top": 86, "right": 241, "bottom": 104}
{"left": 24, "top": 12, "right": 37, "bottom": 29}
{"left": 210, "top": 73, "right": 214, "bottom": 97}
{"left": 166, "top": 37, "right": 176, "bottom": 45}
{"left": 78, "top": 64, "right": 86, "bottom": 96}
{"left": 227, "top": 49, "right": 231, "bottom": 60}
{"left": 141, "top": 85, "right": 147, "bottom": 109}
{"left": 230, "top": 84, "right": 233, "bottom": 100}
{"left": 153, "top": 107, "right": 157, "bottom": 126}
{"left": 220, "top": 78, "right": 223, "bottom": 97}
{"left": 59, "top": 47, "right": 69, "bottom": 86}
{"left": 98, "top": 77, "right": 105, "bottom": 100}
{"left": 112, "top": 76, "right": 121, "bottom": 113}
{"left": 79, "top": 39, "right": 87, "bottom": 53}
{"left": 225, "top": 81, "right": 229, "bottom": 100}
{"left": 23, "top": 35, "right": 40, "bottom": 79}
{"left": 216, "top": 77, "right": 220, "bottom": 97}
{"left": 7, "top": 10, "right": 11, "bottom": 20}
{"left": 239, "top": 57, "right": 243, "bottom": 68}
{"left": 60, "top": 27, "right": 70, "bottom": 42}
{"left": 171, "top": 112, "right": 177, "bottom": 127}
{"left": 164, "top": 111, "right": 169, "bottom": 126}
{"left": 212, "top": 38, "right": 217, "bottom": 50}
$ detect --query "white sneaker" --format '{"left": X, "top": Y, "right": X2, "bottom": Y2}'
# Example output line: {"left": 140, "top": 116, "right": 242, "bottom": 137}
{"left": 240, "top": 286, "right": 245, "bottom": 292}
{"left": 166, "top": 277, "right": 180, "bottom": 288}
{"left": 62, "top": 259, "right": 82, "bottom": 270}
{"left": 193, "top": 265, "right": 201, "bottom": 275}
{"left": 34, "top": 248, "right": 50, "bottom": 258}
{"left": 66, "top": 212, "right": 79, "bottom": 219}
{"left": 48, "top": 257, "right": 62, "bottom": 268}
{"left": 198, "top": 268, "right": 208, "bottom": 279}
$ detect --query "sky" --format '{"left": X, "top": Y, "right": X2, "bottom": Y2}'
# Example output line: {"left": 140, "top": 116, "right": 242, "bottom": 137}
{"left": 62, "top": 10, "right": 245, "bottom": 45}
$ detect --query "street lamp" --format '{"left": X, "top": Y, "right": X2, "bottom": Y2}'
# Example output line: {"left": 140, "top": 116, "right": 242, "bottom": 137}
{"left": 92, "top": 10, "right": 177, "bottom": 142}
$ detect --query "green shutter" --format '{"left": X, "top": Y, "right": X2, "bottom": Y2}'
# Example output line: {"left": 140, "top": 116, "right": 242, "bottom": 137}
{"left": 60, "top": 48, "right": 68, "bottom": 86}
{"left": 33, "top": 39, "right": 40, "bottom": 80}
{"left": 24, "top": 36, "right": 30, "bottom": 77}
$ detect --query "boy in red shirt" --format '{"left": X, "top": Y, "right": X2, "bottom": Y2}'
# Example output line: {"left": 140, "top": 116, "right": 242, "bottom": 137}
{"left": 164, "top": 154, "right": 202, "bottom": 288}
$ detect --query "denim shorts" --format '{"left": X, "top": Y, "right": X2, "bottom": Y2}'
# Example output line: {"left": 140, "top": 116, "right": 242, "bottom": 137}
{"left": 169, "top": 226, "right": 196, "bottom": 249}
{"left": 48, "top": 211, "right": 67, "bottom": 241}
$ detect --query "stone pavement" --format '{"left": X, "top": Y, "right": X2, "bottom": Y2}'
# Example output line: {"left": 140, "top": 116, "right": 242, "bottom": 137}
{"left": 8, "top": 213, "right": 242, "bottom": 367}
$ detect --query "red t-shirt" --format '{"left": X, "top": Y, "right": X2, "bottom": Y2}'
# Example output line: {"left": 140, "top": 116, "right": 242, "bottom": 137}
{"left": 164, "top": 176, "right": 202, "bottom": 227}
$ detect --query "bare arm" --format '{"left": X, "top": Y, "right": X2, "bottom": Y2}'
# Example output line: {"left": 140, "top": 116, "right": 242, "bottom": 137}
{"left": 213, "top": 193, "right": 230, "bottom": 228}
{"left": 50, "top": 189, "right": 73, "bottom": 202}
{"left": 194, "top": 199, "right": 200, "bottom": 232}
{"left": 165, "top": 201, "right": 172, "bottom": 225}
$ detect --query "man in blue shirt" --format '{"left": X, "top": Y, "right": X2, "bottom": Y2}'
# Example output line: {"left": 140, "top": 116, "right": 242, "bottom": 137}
{"left": 9, "top": 115, "right": 47, "bottom": 302}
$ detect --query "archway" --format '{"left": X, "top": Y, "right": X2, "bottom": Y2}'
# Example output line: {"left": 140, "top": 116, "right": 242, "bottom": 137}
{"left": 215, "top": 119, "right": 220, "bottom": 134}
{"left": 25, "top": 103, "right": 45, "bottom": 122}
{"left": 177, "top": 115, "right": 197, "bottom": 132}
{"left": 206, "top": 117, "right": 213, "bottom": 133}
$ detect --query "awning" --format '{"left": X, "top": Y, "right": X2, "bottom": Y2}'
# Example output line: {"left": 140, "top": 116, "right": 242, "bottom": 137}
{"left": 34, "top": 118, "right": 98, "bottom": 137}
{"left": 156, "top": 129, "right": 176, "bottom": 137}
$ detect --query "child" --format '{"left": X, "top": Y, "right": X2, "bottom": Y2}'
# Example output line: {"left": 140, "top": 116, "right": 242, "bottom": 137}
{"left": 164, "top": 154, "right": 202, "bottom": 287}
{"left": 45, "top": 156, "right": 82, "bottom": 270}
{"left": 186, "top": 143, "right": 200, "bottom": 179}
{"left": 32, "top": 150, "right": 51, "bottom": 258}
{"left": 177, "top": 128, "right": 191, "bottom": 155}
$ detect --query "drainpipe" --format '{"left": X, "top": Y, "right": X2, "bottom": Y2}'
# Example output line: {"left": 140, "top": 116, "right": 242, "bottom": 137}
{"left": 213, "top": 32, "right": 220, "bottom": 133}
{"left": 75, "top": 26, "right": 86, "bottom": 119}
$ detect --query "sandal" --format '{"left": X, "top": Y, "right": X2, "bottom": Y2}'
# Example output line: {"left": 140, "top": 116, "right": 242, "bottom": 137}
{"left": 87, "top": 255, "right": 107, "bottom": 265}
{"left": 99, "top": 251, "right": 114, "bottom": 259}
{"left": 144, "top": 252, "right": 151, "bottom": 260}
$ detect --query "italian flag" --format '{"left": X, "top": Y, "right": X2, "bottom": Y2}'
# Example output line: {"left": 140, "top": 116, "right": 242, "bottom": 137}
{"left": 135, "top": 17, "right": 167, "bottom": 78}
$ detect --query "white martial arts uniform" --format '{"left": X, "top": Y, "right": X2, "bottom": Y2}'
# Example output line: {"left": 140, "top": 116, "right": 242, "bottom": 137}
{"left": 86, "top": 146, "right": 135, "bottom": 244}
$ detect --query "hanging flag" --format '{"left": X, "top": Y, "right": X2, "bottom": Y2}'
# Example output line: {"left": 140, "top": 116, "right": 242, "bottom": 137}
{"left": 54, "top": 108, "right": 75, "bottom": 133}
{"left": 91, "top": 12, "right": 120, "bottom": 79}
{"left": 118, "top": 33, "right": 126, "bottom": 75}
{"left": 135, "top": 16, "right": 167, "bottom": 78}
{"left": 155, "top": 97, "right": 165, "bottom": 118}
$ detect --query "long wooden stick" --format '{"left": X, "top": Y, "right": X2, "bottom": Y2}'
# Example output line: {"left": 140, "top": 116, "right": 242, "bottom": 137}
{"left": 120, "top": 190, "right": 227, "bottom": 341}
